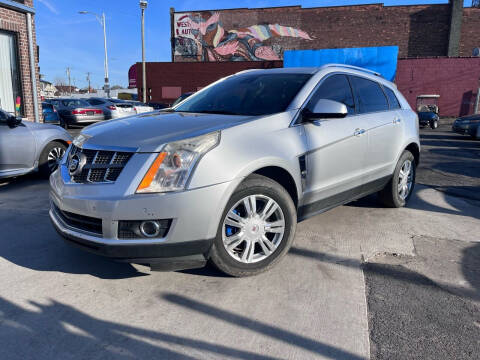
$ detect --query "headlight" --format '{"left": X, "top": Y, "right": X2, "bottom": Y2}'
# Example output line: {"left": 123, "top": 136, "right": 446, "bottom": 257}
{"left": 72, "top": 134, "right": 91, "bottom": 147}
{"left": 136, "top": 132, "right": 220, "bottom": 193}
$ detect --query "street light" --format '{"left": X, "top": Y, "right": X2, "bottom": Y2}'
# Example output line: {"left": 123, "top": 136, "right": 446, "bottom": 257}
{"left": 78, "top": 10, "right": 110, "bottom": 98}
{"left": 140, "top": 0, "right": 147, "bottom": 103}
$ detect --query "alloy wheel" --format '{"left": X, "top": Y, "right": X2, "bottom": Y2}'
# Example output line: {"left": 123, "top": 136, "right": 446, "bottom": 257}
{"left": 398, "top": 159, "right": 413, "bottom": 200}
{"left": 47, "top": 147, "right": 65, "bottom": 171}
{"left": 222, "top": 194, "right": 285, "bottom": 264}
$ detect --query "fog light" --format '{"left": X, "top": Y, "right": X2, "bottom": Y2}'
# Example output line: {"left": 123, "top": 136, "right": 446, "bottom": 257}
{"left": 139, "top": 220, "right": 161, "bottom": 238}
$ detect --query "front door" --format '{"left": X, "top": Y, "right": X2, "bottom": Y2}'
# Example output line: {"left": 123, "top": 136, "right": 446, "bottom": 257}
{"left": 301, "top": 74, "right": 368, "bottom": 215}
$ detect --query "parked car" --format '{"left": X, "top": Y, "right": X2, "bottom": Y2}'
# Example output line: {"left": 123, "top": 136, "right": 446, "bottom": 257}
{"left": 148, "top": 102, "right": 169, "bottom": 110}
{"left": 0, "top": 108, "right": 71, "bottom": 178}
{"left": 171, "top": 92, "right": 193, "bottom": 107}
{"left": 50, "top": 65, "right": 420, "bottom": 277}
{"left": 54, "top": 98, "right": 104, "bottom": 129}
{"left": 86, "top": 97, "right": 136, "bottom": 119}
{"left": 42, "top": 102, "right": 60, "bottom": 125}
{"left": 128, "top": 101, "right": 154, "bottom": 114}
{"left": 452, "top": 114, "right": 480, "bottom": 139}
{"left": 417, "top": 111, "right": 439, "bottom": 129}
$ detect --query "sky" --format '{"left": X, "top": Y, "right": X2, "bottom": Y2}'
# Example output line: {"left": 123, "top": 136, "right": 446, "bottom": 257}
{"left": 35, "top": 0, "right": 469, "bottom": 89}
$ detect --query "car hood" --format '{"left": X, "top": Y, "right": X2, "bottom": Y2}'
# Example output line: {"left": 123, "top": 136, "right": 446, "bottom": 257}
{"left": 456, "top": 114, "right": 480, "bottom": 122}
{"left": 80, "top": 111, "right": 255, "bottom": 152}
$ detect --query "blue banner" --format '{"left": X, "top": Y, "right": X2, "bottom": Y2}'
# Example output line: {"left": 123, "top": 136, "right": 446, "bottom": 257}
{"left": 283, "top": 46, "right": 399, "bottom": 81}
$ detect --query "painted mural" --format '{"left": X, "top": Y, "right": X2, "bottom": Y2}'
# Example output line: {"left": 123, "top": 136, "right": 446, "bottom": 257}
{"left": 174, "top": 12, "right": 313, "bottom": 61}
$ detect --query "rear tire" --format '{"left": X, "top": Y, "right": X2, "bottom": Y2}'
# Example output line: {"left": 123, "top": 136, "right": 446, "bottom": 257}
{"left": 60, "top": 117, "right": 69, "bottom": 129}
{"left": 38, "top": 141, "right": 67, "bottom": 178}
{"left": 379, "top": 150, "right": 416, "bottom": 208}
{"left": 209, "top": 174, "right": 297, "bottom": 277}
{"left": 431, "top": 119, "right": 438, "bottom": 129}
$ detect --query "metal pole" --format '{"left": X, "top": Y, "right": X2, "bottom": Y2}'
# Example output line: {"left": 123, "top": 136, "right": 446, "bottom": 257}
{"left": 141, "top": 7, "right": 146, "bottom": 103}
{"left": 26, "top": 13, "right": 39, "bottom": 122}
{"left": 102, "top": 13, "right": 110, "bottom": 98}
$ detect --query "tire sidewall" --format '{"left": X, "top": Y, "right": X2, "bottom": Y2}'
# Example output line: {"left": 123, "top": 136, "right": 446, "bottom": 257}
{"left": 210, "top": 176, "right": 296, "bottom": 276}
{"left": 392, "top": 151, "right": 416, "bottom": 207}
{"left": 39, "top": 141, "right": 67, "bottom": 177}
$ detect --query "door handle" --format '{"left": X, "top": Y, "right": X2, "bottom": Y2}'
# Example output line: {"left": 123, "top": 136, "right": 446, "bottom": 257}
{"left": 354, "top": 128, "right": 366, "bottom": 136}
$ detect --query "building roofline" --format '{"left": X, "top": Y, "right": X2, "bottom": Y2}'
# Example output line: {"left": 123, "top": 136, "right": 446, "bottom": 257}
{"left": 0, "top": 0, "right": 35, "bottom": 14}
{"left": 172, "top": 2, "right": 458, "bottom": 14}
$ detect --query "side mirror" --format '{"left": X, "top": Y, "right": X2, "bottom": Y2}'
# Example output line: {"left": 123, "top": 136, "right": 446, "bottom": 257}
{"left": 7, "top": 115, "right": 22, "bottom": 127}
{"left": 302, "top": 99, "right": 348, "bottom": 121}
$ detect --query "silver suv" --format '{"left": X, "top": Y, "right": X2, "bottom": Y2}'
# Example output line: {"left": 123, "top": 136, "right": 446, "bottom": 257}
{"left": 49, "top": 65, "right": 420, "bottom": 277}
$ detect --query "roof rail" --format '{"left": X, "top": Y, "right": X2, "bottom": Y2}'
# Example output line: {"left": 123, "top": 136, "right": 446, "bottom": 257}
{"left": 322, "top": 64, "right": 382, "bottom": 77}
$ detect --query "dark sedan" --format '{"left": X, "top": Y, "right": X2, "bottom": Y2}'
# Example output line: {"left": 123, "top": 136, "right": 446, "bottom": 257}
{"left": 452, "top": 114, "right": 480, "bottom": 139}
{"left": 52, "top": 98, "right": 104, "bottom": 129}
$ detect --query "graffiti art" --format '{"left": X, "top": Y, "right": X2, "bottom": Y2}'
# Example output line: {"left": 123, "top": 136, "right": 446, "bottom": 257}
{"left": 174, "top": 12, "right": 313, "bottom": 61}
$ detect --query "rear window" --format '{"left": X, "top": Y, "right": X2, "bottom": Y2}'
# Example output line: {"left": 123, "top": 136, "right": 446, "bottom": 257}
{"left": 383, "top": 86, "right": 401, "bottom": 109}
{"left": 175, "top": 73, "right": 312, "bottom": 116}
{"left": 350, "top": 76, "right": 389, "bottom": 114}
{"left": 87, "top": 99, "right": 105, "bottom": 105}
{"left": 62, "top": 99, "right": 90, "bottom": 107}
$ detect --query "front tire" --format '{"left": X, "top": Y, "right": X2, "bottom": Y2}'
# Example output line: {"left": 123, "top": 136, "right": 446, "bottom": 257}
{"left": 431, "top": 119, "right": 438, "bottom": 129}
{"left": 38, "top": 141, "right": 67, "bottom": 178}
{"left": 379, "top": 150, "right": 416, "bottom": 208}
{"left": 209, "top": 174, "right": 297, "bottom": 277}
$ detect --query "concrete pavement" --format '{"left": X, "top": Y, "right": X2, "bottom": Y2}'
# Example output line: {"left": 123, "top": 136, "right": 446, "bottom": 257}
{"left": 0, "top": 125, "right": 479, "bottom": 359}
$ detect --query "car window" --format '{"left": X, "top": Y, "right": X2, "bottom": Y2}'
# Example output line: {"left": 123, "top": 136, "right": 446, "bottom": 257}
{"left": 383, "top": 86, "right": 401, "bottom": 109}
{"left": 62, "top": 99, "right": 89, "bottom": 107}
{"left": 42, "top": 103, "right": 53, "bottom": 112}
{"left": 307, "top": 74, "right": 355, "bottom": 115}
{"left": 175, "top": 73, "right": 312, "bottom": 116}
{"left": 87, "top": 99, "right": 105, "bottom": 105}
{"left": 0, "top": 110, "right": 7, "bottom": 122}
{"left": 350, "top": 76, "right": 389, "bottom": 113}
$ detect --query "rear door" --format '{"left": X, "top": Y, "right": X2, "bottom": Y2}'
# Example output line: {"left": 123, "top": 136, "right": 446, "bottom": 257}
{"left": 349, "top": 76, "right": 400, "bottom": 184}
{"left": 302, "top": 74, "right": 368, "bottom": 209}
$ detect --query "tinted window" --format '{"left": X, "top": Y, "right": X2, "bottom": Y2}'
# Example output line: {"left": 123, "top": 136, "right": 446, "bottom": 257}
{"left": 175, "top": 73, "right": 312, "bottom": 116}
{"left": 383, "top": 86, "right": 401, "bottom": 109}
{"left": 87, "top": 99, "right": 105, "bottom": 105}
{"left": 350, "top": 76, "right": 389, "bottom": 113}
{"left": 62, "top": 99, "right": 90, "bottom": 107}
{"left": 0, "top": 110, "right": 7, "bottom": 121}
{"left": 307, "top": 74, "right": 355, "bottom": 115}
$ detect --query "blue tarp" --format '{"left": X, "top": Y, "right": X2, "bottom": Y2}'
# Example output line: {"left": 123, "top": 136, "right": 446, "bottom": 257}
{"left": 283, "top": 46, "right": 399, "bottom": 82}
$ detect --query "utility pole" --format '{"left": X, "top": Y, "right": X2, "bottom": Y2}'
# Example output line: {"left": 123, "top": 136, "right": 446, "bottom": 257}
{"left": 140, "top": 0, "right": 148, "bottom": 103}
{"left": 66, "top": 67, "right": 71, "bottom": 96}
{"left": 78, "top": 11, "right": 110, "bottom": 98}
{"left": 86, "top": 72, "right": 91, "bottom": 93}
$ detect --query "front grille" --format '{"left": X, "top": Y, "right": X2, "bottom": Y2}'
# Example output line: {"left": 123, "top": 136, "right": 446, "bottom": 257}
{"left": 53, "top": 203, "right": 103, "bottom": 236}
{"left": 68, "top": 145, "right": 133, "bottom": 183}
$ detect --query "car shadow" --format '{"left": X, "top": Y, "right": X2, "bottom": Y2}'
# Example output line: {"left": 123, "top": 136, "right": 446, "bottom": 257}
{"left": 0, "top": 174, "right": 146, "bottom": 280}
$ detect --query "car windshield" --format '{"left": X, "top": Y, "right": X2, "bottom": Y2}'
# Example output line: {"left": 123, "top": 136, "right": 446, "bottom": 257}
{"left": 62, "top": 99, "right": 90, "bottom": 107}
{"left": 174, "top": 73, "right": 312, "bottom": 116}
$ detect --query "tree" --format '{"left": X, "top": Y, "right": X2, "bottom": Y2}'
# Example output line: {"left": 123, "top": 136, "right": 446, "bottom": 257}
{"left": 54, "top": 77, "right": 67, "bottom": 87}
{"left": 110, "top": 85, "right": 124, "bottom": 90}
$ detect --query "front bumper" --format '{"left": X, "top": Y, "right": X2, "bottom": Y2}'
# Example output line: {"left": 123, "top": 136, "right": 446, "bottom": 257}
{"left": 49, "top": 166, "right": 242, "bottom": 269}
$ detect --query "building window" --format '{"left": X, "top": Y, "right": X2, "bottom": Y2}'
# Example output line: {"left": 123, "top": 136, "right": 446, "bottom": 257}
{"left": 0, "top": 30, "right": 22, "bottom": 116}
{"left": 161, "top": 86, "right": 181, "bottom": 99}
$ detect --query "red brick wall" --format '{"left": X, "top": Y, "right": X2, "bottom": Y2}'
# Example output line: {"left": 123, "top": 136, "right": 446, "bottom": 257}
{"left": 173, "top": 4, "right": 456, "bottom": 62}
{"left": 459, "top": 7, "right": 480, "bottom": 57}
{"left": 137, "top": 61, "right": 282, "bottom": 104}
{"left": 0, "top": 1, "right": 41, "bottom": 122}
{"left": 396, "top": 57, "right": 480, "bottom": 117}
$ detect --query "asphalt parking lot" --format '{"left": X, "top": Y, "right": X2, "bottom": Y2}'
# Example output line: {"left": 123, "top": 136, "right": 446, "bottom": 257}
{"left": 0, "top": 123, "right": 479, "bottom": 360}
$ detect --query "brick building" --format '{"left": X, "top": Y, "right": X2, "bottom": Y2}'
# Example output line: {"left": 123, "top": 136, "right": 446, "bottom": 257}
{"left": 135, "top": 1, "right": 480, "bottom": 117}
{"left": 171, "top": 1, "right": 475, "bottom": 62}
{"left": 0, "top": 0, "right": 40, "bottom": 122}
